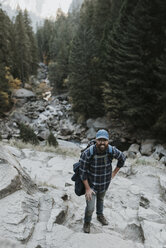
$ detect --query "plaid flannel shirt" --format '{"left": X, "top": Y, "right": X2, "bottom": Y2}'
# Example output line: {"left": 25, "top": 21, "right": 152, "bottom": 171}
{"left": 79, "top": 145, "right": 126, "bottom": 193}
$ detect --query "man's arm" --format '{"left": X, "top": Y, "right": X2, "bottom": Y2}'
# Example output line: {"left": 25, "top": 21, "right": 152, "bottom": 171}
{"left": 79, "top": 150, "right": 95, "bottom": 201}
{"left": 82, "top": 179, "right": 95, "bottom": 201}
{"left": 111, "top": 147, "right": 126, "bottom": 179}
{"left": 112, "top": 167, "right": 120, "bottom": 179}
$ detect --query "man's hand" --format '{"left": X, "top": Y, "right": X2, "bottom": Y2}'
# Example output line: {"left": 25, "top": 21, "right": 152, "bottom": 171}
{"left": 112, "top": 167, "right": 120, "bottom": 179}
{"left": 85, "top": 188, "right": 95, "bottom": 201}
{"left": 83, "top": 179, "right": 95, "bottom": 200}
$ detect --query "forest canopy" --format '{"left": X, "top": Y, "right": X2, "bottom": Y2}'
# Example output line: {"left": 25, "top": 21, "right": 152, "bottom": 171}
{"left": 36, "top": 0, "right": 166, "bottom": 138}
{"left": 0, "top": 0, "right": 166, "bottom": 139}
{"left": 0, "top": 7, "right": 38, "bottom": 113}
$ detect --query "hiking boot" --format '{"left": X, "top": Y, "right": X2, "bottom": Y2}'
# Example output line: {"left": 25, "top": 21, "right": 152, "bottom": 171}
{"left": 97, "top": 215, "right": 108, "bottom": 225}
{"left": 83, "top": 222, "right": 90, "bottom": 233}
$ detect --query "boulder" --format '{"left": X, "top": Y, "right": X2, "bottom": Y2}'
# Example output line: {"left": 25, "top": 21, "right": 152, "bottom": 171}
{"left": 140, "top": 139, "right": 155, "bottom": 156}
{"left": 86, "top": 117, "right": 110, "bottom": 130}
{"left": 0, "top": 161, "right": 21, "bottom": 199}
{"left": 0, "top": 191, "right": 39, "bottom": 244}
{"left": 153, "top": 144, "right": 165, "bottom": 155}
{"left": 37, "top": 130, "right": 50, "bottom": 141}
{"left": 12, "top": 89, "right": 36, "bottom": 106}
{"left": 141, "top": 220, "right": 166, "bottom": 248}
{"left": 93, "top": 117, "right": 110, "bottom": 129}
{"left": 159, "top": 175, "right": 166, "bottom": 200}
{"left": 46, "top": 224, "right": 141, "bottom": 248}
{"left": 138, "top": 206, "right": 162, "bottom": 222}
{"left": 151, "top": 144, "right": 166, "bottom": 160}
{"left": 0, "top": 145, "right": 38, "bottom": 195}
{"left": 160, "top": 156, "right": 166, "bottom": 165}
{"left": 11, "top": 111, "right": 31, "bottom": 124}
{"left": 86, "top": 118, "right": 94, "bottom": 128}
{"left": 12, "top": 88, "right": 36, "bottom": 99}
{"left": 4, "top": 145, "right": 22, "bottom": 158}
{"left": 59, "top": 119, "right": 75, "bottom": 136}
{"left": 86, "top": 127, "right": 96, "bottom": 140}
{"left": 0, "top": 238, "right": 24, "bottom": 248}
{"left": 126, "top": 151, "right": 137, "bottom": 159}
{"left": 128, "top": 143, "right": 140, "bottom": 154}
{"left": 127, "top": 144, "right": 140, "bottom": 159}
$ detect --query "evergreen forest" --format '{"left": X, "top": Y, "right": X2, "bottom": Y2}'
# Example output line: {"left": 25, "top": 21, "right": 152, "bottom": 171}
{"left": 0, "top": 0, "right": 166, "bottom": 139}
{"left": 0, "top": 7, "right": 38, "bottom": 112}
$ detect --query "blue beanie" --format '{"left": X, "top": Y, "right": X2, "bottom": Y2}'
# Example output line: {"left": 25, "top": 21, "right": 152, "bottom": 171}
{"left": 96, "top": 129, "right": 109, "bottom": 140}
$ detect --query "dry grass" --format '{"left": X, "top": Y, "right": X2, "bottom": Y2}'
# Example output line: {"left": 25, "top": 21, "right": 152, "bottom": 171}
{"left": 6, "top": 139, "right": 80, "bottom": 157}
{"left": 38, "top": 181, "right": 57, "bottom": 189}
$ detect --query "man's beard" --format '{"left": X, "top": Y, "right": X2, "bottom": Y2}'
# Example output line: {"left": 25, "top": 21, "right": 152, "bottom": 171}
{"left": 96, "top": 143, "right": 108, "bottom": 153}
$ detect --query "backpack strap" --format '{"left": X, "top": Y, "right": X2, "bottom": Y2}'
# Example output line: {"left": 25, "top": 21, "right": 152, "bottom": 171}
{"left": 88, "top": 144, "right": 113, "bottom": 166}
{"left": 89, "top": 144, "right": 113, "bottom": 156}
{"left": 89, "top": 144, "right": 95, "bottom": 156}
{"left": 108, "top": 144, "right": 113, "bottom": 154}
{"left": 108, "top": 145, "right": 114, "bottom": 162}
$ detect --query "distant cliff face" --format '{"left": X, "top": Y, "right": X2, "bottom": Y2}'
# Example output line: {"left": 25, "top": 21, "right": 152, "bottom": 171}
{"left": 0, "top": 0, "right": 72, "bottom": 31}
{"left": 0, "top": 0, "right": 45, "bottom": 17}
{"left": 0, "top": 0, "right": 72, "bottom": 17}
{"left": 68, "top": 0, "right": 84, "bottom": 13}
{"left": 0, "top": 0, "right": 44, "bottom": 31}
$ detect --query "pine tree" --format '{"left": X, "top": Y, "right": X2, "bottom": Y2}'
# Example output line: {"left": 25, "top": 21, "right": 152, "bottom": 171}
{"left": 69, "top": 1, "right": 104, "bottom": 119}
{"left": 93, "top": 0, "right": 112, "bottom": 40}
{"left": 0, "top": 8, "right": 13, "bottom": 113}
{"left": 35, "top": 27, "right": 44, "bottom": 62}
{"left": 36, "top": 19, "right": 54, "bottom": 64}
{"left": 103, "top": 0, "right": 137, "bottom": 119}
{"left": 152, "top": 0, "right": 166, "bottom": 137}
{"left": 123, "top": 0, "right": 166, "bottom": 128}
{"left": 68, "top": 0, "right": 125, "bottom": 120}
{"left": 110, "top": 0, "right": 124, "bottom": 24}
{"left": 49, "top": 9, "right": 72, "bottom": 92}
{"left": 0, "top": 8, "right": 14, "bottom": 70}
{"left": 0, "top": 64, "right": 11, "bottom": 114}
{"left": 154, "top": 44, "right": 166, "bottom": 137}
{"left": 14, "top": 9, "right": 31, "bottom": 84}
{"left": 23, "top": 9, "right": 38, "bottom": 75}
{"left": 103, "top": 0, "right": 166, "bottom": 130}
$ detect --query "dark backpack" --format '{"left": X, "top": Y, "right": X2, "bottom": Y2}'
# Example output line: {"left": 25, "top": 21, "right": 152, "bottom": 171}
{"left": 71, "top": 142, "right": 113, "bottom": 196}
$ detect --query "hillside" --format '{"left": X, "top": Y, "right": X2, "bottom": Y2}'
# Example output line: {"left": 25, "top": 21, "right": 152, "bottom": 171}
{"left": 0, "top": 140, "right": 166, "bottom": 247}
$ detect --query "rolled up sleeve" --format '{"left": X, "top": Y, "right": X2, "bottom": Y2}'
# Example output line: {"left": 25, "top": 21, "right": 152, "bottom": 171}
{"left": 113, "top": 146, "right": 126, "bottom": 168}
{"left": 79, "top": 151, "right": 90, "bottom": 181}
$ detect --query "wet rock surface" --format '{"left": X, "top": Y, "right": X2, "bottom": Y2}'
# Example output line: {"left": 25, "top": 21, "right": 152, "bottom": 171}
{"left": 0, "top": 141, "right": 166, "bottom": 248}
{"left": 0, "top": 96, "right": 87, "bottom": 142}
{"left": 1, "top": 94, "right": 166, "bottom": 156}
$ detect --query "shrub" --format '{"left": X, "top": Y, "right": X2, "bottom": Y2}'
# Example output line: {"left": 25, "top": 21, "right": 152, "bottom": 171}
{"left": 19, "top": 123, "right": 39, "bottom": 145}
{"left": 0, "top": 91, "right": 11, "bottom": 113}
{"left": 47, "top": 132, "right": 58, "bottom": 147}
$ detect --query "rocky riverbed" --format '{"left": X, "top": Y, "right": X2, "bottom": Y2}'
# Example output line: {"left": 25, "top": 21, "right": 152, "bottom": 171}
{"left": 0, "top": 140, "right": 166, "bottom": 248}
{"left": 0, "top": 93, "right": 131, "bottom": 145}
{"left": 0, "top": 62, "right": 163, "bottom": 148}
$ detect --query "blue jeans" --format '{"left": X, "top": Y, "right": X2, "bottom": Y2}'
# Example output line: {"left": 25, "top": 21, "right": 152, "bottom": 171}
{"left": 84, "top": 191, "right": 106, "bottom": 223}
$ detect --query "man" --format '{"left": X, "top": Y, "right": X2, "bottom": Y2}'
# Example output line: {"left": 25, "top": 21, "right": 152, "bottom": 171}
{"left": 79, "top": 129, "right": 126, "bottom": 233}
